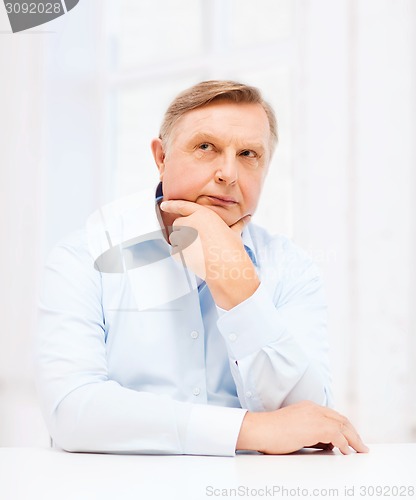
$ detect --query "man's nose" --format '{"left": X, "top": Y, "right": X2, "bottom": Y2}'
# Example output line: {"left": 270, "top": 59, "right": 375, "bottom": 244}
{"left": 214, "top": 154, "right": 238, "bottom": 185}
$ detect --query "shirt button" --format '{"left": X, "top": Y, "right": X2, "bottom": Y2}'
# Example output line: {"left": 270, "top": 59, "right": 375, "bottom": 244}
{"left": 228, "top": 333, "right": 237, "bottom": 342}
{"left": 193, "top": 387, "right": 201, "bottom": 396}
{"left": 246, "top": 391, "right": 253, "bottom": 399}
{"left": 190, "top": 330, "right": 199, "bottom": 339}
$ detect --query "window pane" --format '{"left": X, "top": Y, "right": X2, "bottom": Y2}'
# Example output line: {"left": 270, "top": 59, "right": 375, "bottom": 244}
{"left": 229, "top": 0, "right": 293, "bottom": 48}
{"left": 116, "top": 0, "right": 204, "bottom": 69}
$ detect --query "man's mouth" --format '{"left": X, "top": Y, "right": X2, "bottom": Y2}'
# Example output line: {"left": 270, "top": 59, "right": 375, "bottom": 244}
{"left": 203, "top": 195, "right": 238, "bottom": 207}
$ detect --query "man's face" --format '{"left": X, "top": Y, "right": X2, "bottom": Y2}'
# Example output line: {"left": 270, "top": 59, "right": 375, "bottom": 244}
{"left": 152, "top": 100, "right": 271, "bottom": 227}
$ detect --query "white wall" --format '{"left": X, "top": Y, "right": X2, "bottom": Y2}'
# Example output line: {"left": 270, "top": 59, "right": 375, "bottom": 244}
{"left": 294, "top": 0, "right": 416, "bottom": 441}
{"left": 0, "top": 0, "right": 414, "bottom": 446}
{"left": 0, "top": 10, "right": 47, "bottom": 445}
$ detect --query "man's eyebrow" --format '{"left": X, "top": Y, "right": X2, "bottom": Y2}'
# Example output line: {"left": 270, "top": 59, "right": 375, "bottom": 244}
{"left": 188, "top": 132, "right": 219, "bottom": 143}
{"left": 188, "top": 132, "right": 266, "bottom": 151}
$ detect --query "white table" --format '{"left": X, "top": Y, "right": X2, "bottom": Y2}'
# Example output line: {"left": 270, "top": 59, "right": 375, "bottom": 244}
{"left": 1, "top": 444, "right": 415, "bottom": 499}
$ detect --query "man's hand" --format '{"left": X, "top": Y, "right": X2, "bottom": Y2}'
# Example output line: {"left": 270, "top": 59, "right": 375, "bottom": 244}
{"left": 160, "top": 200, "right": 259, "bottom": 309}
{"left": 236, "top": 401, "right": 369, "bottom": 455}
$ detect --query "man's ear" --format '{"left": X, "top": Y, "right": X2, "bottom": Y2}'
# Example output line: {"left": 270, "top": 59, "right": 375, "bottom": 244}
{"left": 151, "top": 138, "right": 166, "bottom": 180}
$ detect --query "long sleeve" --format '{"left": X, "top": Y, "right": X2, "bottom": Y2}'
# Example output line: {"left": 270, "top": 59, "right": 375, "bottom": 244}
{"left": 216, "top": 236, "right": 332, "bottom": 412}
{"left": 34, "top": 232, "right": 246, "bottom": 456}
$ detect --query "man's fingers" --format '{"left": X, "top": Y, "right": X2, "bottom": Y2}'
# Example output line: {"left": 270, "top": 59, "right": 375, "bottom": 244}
{"left": 161, "top": 200, "right": 251, "bottom": 237}
{"left": 319, "top": 407, "right": 369, "bottom": 454}
{"left": 160, "top": 199, "right": 200, "bottom": 217}
{"left": 331, "top": 433, "right": 352, "bottom": 455}
{"left": 339, "top": 421, "right": 369, "bottom": 454}
{"left": 230, "top": 215, "right": 251, "bottom": 235}
{"left": 326, "top": 411, "right": 369, "bottom": 454}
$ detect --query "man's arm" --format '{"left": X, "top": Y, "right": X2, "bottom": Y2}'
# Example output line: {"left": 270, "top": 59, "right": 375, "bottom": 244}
{"left": 160, "top": 200, "right": 368, "bottom": 454}
{"left": 35, "top": 231, "right": 247, "bottom": 456}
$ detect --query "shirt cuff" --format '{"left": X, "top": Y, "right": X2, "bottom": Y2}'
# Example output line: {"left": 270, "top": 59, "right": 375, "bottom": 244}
{"left": 182, "top": 404, "right": 247, "bottom": 456}
{"left": 216, "top": 282, "right": 287, "bottom": 360}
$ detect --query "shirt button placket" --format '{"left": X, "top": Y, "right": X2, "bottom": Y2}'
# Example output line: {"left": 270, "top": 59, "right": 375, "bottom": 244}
{"left": 189, "top": 330, "right": 204, "bottom": 400}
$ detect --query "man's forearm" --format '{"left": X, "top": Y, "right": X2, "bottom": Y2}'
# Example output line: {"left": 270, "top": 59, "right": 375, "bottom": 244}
{"left": 205, "top": 249, "right": 260, "bottom": 310}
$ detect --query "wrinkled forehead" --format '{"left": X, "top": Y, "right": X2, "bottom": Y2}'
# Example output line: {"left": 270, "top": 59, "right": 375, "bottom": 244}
{"left": 166, "top": 101, "right": 271, "bottom": 150}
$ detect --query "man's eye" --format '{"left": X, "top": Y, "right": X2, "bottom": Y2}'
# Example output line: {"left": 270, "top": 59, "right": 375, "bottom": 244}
{"left": 240, "top": 150, "right": 257, "bottom": 158}
{"left": 198, "top": 143, "right": 213, "bottom": 151}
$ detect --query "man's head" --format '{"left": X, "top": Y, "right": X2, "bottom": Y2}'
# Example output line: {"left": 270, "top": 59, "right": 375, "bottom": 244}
{"left": 159, "top": 80, "right": 278, "bottom": 156}
{"left": 151, "top": 80, "right": 278, "bottom": 227}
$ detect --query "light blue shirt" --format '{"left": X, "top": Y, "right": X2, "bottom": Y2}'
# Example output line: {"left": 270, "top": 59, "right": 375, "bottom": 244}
{"left": 35, "top": 187, "right": 332, "bottom": 456}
